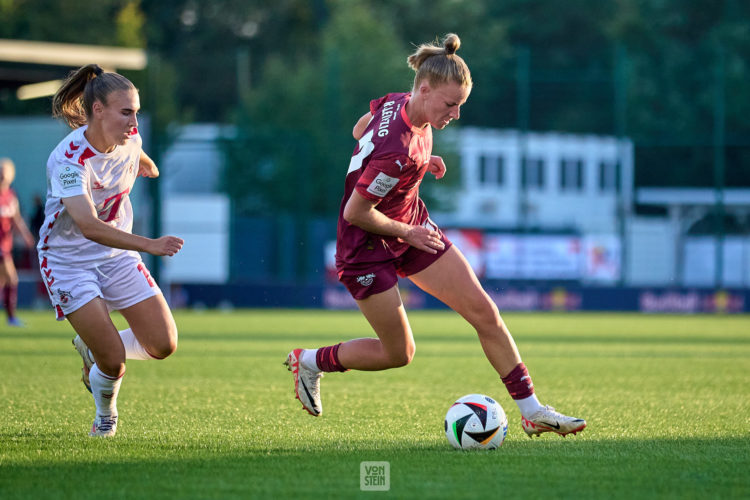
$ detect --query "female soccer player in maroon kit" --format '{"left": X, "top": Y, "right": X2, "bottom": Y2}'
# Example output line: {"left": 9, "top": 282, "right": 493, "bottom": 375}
{"left": 285, "top": 34, "right": 585, "bottom": 438}
{"left": 0, "top": 158, "right": 35, "bottom": 326}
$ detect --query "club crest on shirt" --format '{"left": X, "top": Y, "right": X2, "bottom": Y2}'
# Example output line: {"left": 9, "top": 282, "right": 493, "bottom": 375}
{"left": 356, "top": 273, "right": 376, "bottom": 287}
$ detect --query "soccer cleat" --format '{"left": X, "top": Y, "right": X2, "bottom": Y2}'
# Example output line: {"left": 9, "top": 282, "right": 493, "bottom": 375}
{"left": 521, "top": 405, "right": 586, "bottom": 438}
{"left": 283, "top": 349, "right": 323, "bottom": 416}
{"left": 7, "top": 317, "right": 24, "bottom": 327}
{"left": 89, "top": 414, "right": 118, "bottom": 437}
{"left": 72, "top": 335, "right": 94, "bottom": 394}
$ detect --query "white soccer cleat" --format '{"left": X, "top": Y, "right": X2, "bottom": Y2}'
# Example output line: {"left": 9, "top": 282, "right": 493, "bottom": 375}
{"left": 89, "top": 414, "right": 118, "bottom": 437}
{"left": 283, "top": 349, "right": 323, "bottom": 416}
{"left": 72, "top": 335, "right": 94, "bottom": 394}
{"left": 521, "top": 405, "right": 586, "bottom": 438}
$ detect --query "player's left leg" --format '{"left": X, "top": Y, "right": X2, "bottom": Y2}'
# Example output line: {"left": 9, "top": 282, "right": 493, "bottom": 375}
{"left": 119, "top": 293, "right": 178, "bottom": 360}
{"left": 408, "top": 245, "right": 586, "bottom": 437}
{"left": 100, "top": 253, "right": 177, "bottom": 361}
{"left": 409, "top": 245, "right": 521, "bottom": 375}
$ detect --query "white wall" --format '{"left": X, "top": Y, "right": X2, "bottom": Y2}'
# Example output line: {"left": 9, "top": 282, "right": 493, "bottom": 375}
{"left": 683, "top": 236, "right": 750, "bottom": 287}
{"left": 162, "top": 194, "right": 229, "bottom": 283}
{"left": 625, "top": 217, "right": 677, "bottom": 285}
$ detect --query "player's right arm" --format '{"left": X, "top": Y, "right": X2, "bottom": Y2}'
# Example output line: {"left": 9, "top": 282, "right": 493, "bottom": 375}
{"left": 352, "top": 112, "right": 373, "bottom": 140}
{"left": 343, "top": 191, "right": 444, "bottom": 254}
{"left": 62, "top": 194, "right": 183, "bottom": 256}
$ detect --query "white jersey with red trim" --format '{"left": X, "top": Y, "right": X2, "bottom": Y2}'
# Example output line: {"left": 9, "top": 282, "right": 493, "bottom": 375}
{"left": 38, "top": 125, "right": 141, "bottom": 265}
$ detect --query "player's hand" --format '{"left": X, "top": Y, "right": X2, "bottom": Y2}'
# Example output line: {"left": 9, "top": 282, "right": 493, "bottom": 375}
{"left": 427, "top": 155, "right": 446, "bottom": 180}
{"left": 138, "top": 161, "right": 159, "bottom": 178}
{"left": 403, "top": 225, "right": 445, "bottom": 254}
{"left": 23, "top": 235, "right": 35, "bottom": 249}
{"left": 147, "top": 235, "right": 184, "bottom": 256}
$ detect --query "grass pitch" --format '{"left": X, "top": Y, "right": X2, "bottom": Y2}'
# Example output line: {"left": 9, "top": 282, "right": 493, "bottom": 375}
{"left": 1, "top": 309, "right": 748, "bottom": 499}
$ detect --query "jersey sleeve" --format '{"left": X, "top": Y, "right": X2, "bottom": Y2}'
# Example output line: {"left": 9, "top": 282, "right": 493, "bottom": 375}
{"left": 49, "top": 156, "right": 88, "bottom": 199}
{"left": 354, "top": 156, "right": 407, "bottom": 203}
{"left": 369, "top": 93, "right": 396, "bottom": 115}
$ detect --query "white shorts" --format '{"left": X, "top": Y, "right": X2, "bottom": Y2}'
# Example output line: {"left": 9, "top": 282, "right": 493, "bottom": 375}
{"left": 39, "top": 251, "right": 162, "bottom": 320}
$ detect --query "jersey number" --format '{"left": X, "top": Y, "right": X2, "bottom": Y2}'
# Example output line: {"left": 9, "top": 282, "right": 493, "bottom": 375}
{"left": 98, "top": 188, "right": 130, "bottom": 223}
{"left": 347, "top": 129, "right": 375, "bottom": 175}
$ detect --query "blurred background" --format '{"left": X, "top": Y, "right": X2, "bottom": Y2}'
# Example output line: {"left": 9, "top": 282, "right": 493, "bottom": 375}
{"left": 1, "top": 0, "right": 749, "bottom": 313}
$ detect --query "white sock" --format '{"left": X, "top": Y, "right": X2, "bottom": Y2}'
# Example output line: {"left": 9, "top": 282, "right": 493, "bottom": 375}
{"left": 89, "top": 364, "right": 123, "bottom": 417}
{"left": 300, "top": 348, "right": 319, "bottom": 371}
{"left": 515, "top": 394, "right": 544, "bottom": 419}
{"left": 119, "top": 328, "right": 152, "bottom": 360}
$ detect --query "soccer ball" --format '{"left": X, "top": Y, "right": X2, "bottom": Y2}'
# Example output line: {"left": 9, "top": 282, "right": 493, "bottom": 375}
{"left": 445, "top": 394, "right": 508, "bottom": 450}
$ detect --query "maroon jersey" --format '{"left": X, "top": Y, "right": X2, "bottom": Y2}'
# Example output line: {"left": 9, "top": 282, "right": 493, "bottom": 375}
{"left": 335, "top": 92, "right": 436, "bottom": 271}
{"left": 0, "top": 188, "right": 18, "bottom": 254}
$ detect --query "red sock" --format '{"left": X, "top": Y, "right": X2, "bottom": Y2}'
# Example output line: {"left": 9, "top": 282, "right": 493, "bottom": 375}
{"left": 3, "top": 284, "right": 17, "bottom": 319}
{"left": 501, "top": 363, "right": 535, "bottom": 400}
{"left": 316, "top": 343, "right": 348, "bottom": 372}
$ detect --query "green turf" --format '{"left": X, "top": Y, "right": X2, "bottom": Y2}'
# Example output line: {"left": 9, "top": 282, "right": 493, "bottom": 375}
{"left": 1, "top": 310, "right": 749, "bottom": 499}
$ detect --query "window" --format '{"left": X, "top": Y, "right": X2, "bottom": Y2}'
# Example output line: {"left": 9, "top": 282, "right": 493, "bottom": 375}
{"left": 478, "top": 154, "right": 504, "bottom": 187}
{"left": 559, "top": 158, "right": 584, "bottom": 191}
{"left": 522, "top": 157, "right": 544, "bottom": 189}
{"left": 598, "top": 160, "right": 619, "bottom": 192}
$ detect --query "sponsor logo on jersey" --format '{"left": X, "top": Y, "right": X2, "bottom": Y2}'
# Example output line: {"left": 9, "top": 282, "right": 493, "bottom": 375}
{"left": 395, "top": 159, "right": 406, "bottom": 171}
{"left": 59, "top": 167, "right": 81, "bottom": 189}
{"left": 367, "top": 172, "right": 399, "bottom": 197}
{"left": 356, "top": 273, "right": 376, "bottom": 287}
{"left": 377, "top": 100, "right": 396, "bottom": 137}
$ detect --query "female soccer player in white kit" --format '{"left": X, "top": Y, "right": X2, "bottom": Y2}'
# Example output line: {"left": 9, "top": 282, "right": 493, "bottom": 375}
{"left": 40, "top": 64, "right": 183, "bottom": 437}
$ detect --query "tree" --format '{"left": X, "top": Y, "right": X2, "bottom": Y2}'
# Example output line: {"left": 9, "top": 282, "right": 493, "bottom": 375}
{"left": 224, "top": 0, "right": 406, "bottom": 216}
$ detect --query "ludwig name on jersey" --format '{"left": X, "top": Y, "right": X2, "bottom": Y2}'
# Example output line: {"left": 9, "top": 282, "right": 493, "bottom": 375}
{"left": 335, "top": 92, "right": 438, "bottom": 271}
{"left": 38, "top": 125, "right": 141, "bottom": 264}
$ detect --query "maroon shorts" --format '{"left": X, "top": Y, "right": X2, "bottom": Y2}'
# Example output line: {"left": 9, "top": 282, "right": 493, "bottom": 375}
{"left": 337, "top": 233, "right": 453, "bottom": 300}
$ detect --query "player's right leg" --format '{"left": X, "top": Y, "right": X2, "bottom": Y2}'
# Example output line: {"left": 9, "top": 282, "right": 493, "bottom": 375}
{"left": 285, "top": 285, "right": 415, "bottom": 416}
{"left": 66, "top": 298, "right": 126, "bottom": 437}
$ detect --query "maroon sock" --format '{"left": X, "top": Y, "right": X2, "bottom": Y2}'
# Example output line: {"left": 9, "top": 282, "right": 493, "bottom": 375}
{"left": 316, "top": 343, "right": 348, "bottom": 372}
{"left": 501, "top": 363, "right": 535, "bottom": 400}
{"left": 4, "top": 284, "right": 17, "bottom": 319}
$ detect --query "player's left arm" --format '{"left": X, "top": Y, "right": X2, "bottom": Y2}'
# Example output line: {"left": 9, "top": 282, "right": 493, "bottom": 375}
{"left": 11, "top": 199, "right": 35, "bottom": 248}
{"left": 427, "top": 155, "right": 446, "bottom": 179}
{"left": 138, "top": 151, "right": 159, "bottom": 178}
